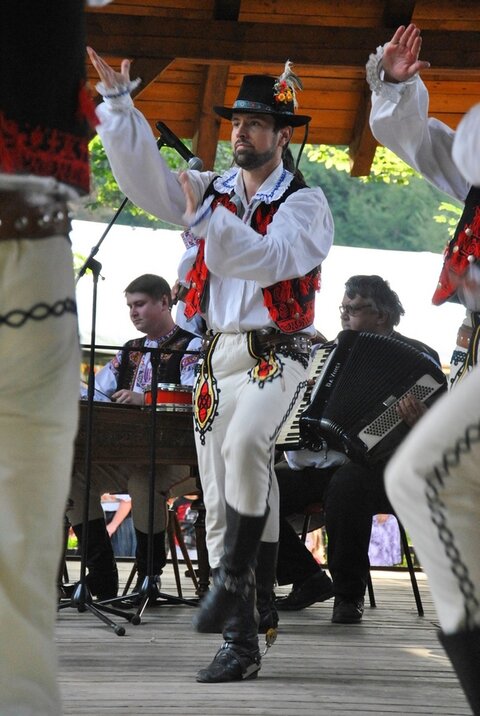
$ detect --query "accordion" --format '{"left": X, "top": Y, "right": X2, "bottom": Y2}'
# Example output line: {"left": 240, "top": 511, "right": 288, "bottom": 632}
{"left": 297, "top": 330, "right": 447, "bottom": 466}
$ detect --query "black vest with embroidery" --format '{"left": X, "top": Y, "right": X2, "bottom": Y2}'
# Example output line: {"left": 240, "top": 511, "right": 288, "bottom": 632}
{"left": 183, "top": 175, "right": 320, "bottom": 333}
{"left": 0, "top": 2, "right": 96, "bottom": 193}
{"left": 116, "top": 327, "right": 195, "bottom": 391}
{"left": 432, "top": 185, "right": 480, "bottom": 306}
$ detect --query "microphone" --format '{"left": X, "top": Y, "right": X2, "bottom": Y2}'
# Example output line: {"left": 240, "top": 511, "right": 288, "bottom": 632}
{"left": 155, "top": 121, "right": 203, "bottom": 171}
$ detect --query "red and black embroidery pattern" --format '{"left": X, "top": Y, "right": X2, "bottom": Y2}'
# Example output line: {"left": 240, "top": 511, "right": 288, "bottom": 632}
{"left": 1, "top": 3, "right": 97, "bottom": 194}
{"left": 184, "top": 239, "right": 209, "bottom": 320}
{"left": 0, "top": 106, "right": 92, "bottom": 194}
{"left": 183, "top": 176, "right": 320, "bottom": 333}
{"left": 262, "top": 268, "right": 319, "bottom": 334}
{"left": 432, "top": 186, "right": 480, "bottom": 306}
{"left": 194, "top": 334, "right": 221, "bottom": 445}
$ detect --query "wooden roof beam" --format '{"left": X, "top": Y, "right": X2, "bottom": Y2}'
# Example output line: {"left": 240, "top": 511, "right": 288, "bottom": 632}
{"left": 348, "top": 0, "right": 417, "bottom": 175}
{"left": 349, "top": 87, "right": 378, "bottom": 177}
{"left": 382, "top": 0, "right": 416, "bottom": 29}
{"left": 214, "top": 0, "right": 241, "bottom": 21}
{"left": 86, "top": 16, "right": 480, "bottom": 69}
{"left": 130, "top": 58, "right": 173, "bottom": 98}
{"left": 192, "top": 65, "right": 230, "bottom": 171}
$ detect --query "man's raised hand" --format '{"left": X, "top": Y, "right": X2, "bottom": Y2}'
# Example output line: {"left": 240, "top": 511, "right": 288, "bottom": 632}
{"left": 382, "top": 24, "right": 431, "bottom": 83}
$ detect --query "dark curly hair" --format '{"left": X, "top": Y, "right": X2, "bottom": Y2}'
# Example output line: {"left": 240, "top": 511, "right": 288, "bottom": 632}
{"left": 344, "top": 275, "right": 405, "bottom": 327}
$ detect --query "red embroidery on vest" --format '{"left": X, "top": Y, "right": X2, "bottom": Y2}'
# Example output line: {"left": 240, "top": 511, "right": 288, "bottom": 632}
{"left": 253, "top": 201, "right": 320, "bottom": 333}
{"left": 432, "top": 206, "right": 480, "bottom": 306}
{"left": 0, "top": 109, "right": 91, "bottom": 193}
{"left": 183, "top": 194, "right": 239, "bottom": 319}
{"left": 184, "top": 238, "right": 209, "bottom": 319}
{"left": 183, "top": 179, "right": 319, "bottom": 332}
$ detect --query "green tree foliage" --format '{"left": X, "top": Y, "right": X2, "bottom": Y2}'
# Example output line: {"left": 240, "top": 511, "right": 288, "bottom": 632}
{"left": 79, "top": 135, "right": 233, "bottom": 230}
{"left": 298, "top": 144, "right": 462, "bottom": 252}
{"left": 79, "top": 136, "right": 463, "bottom": 253}
{"left": 82, "top": 136, "right": 182, "bottom": 229}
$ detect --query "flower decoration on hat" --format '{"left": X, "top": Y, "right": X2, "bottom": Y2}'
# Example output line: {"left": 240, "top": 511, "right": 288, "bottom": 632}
{"left": 273, "top": 60, "right": 303, "bottom": 108}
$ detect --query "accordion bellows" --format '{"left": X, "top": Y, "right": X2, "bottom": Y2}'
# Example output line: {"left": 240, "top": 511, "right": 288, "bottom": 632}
{"left": 299, "top": 330, "right": 447, "bottom": 465}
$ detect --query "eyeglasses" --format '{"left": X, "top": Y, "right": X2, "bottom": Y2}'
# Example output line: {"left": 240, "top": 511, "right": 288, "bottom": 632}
{"left": 338, "top": 303, "right": 375, "bottom": 317}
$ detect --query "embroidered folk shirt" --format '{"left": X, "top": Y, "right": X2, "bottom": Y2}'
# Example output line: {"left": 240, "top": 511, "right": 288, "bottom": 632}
{"left": 95, "top": 97, "right": 334, "bottom": 334}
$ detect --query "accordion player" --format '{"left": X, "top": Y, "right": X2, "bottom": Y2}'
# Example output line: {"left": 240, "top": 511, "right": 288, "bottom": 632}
{"left": 297, "top": 330, "right": 448, "bottom": 466}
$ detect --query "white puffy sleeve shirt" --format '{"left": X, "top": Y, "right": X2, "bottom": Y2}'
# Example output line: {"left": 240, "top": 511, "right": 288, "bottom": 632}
{"left": 369, "top": 75, "right": 470, "bottom": 203}
{"left": 452, "top": 103, "right": 480, "bottom": 187}
{"left": 95, "top": 97, "right": 334, "bottom": 334}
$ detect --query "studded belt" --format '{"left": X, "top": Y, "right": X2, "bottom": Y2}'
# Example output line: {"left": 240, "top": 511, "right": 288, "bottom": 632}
{"left": 201, "top": 329, "right": 312, "bottom": 356}
{"left": 0, "top": 188, "right": 71, "bottom": 241}
{"left": 457, "top": 322, "right": 476, "bottom": 350}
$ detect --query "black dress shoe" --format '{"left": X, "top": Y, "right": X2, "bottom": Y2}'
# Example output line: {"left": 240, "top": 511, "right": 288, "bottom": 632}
{"left": 331, "top": 597, "right": 364, "bottom": 624}
{"left": 196, "top": 642, "right": 261, "bottom": 683}
{"left": 275, "top": 571, "right": 334, "bottom": 611}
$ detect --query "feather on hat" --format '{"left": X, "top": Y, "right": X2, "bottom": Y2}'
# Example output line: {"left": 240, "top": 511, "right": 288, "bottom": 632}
{"left": 214, "top": 61, "right": 310, "bottom": 127}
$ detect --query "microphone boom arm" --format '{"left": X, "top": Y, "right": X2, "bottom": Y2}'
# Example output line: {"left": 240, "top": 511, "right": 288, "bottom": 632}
{"left": 155, "top": 121, "right": 203, "bottom": 171}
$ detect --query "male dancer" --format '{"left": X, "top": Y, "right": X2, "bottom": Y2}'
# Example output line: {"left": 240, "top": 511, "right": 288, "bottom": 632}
{"left": 88, "top": 48, "right": 334, "bottom": 682}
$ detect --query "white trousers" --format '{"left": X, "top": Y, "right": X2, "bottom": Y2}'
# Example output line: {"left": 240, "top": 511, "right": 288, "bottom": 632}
{"left": 0, "top": 237, "right": 80, "bottom": 716}
{"left": 194, "top": 333, "right": 308, "bottom": 568}
{"left": 385, "top": 365, "right": 480, "bottom": 634}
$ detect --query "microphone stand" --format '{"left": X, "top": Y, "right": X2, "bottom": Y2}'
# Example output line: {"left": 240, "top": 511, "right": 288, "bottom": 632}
{"left": 59, "top": 127, "right": 202, "bottom": 629}
{"left": 58, "top": 257, "right": 133, "bottom": 635}
{"left": 75, "top": 199, "right": 129, "bottom": 283}
{"left": 76, "top": 117, "right": 203, "bottom": 284}
{"left": 92, "top": 345, "right": 199, "bottom": 624}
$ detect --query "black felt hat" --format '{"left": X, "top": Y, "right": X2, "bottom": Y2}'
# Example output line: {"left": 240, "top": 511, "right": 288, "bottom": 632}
{"left": 214, "top": 64, "right": 311, "bottom": 127}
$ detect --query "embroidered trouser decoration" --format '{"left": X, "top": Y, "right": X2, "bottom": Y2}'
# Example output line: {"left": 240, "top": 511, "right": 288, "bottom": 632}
{"left": 194, "top": 333, "right": 220, "bottom": 445}
{"left": 247, "top": 331, "right": 284, "bottom": 387}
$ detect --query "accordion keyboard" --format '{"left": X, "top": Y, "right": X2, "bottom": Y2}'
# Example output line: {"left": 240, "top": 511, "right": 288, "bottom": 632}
{"left": 276, "top": 344, "right": 333, "bottom": 450}
{"left": 358, "top": 373, "right": 443, "bottom": 450}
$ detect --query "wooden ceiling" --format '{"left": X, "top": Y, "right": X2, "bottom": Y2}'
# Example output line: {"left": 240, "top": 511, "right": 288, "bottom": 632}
{"left": 86, "top": 0, "right": 480, "bottom": 176}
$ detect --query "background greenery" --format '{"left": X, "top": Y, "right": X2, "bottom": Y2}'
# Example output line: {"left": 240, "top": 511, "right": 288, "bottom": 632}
{"left": 77, "top": 136, "right": 462, "bottom": 253}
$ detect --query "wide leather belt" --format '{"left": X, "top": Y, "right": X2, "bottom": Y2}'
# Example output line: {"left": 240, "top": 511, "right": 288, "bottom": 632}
{"left": 252, "top": 328, "right": 312, "bottom": 355}
{"left": 201, "top": 329, "right": 312, "bottom": 356}
{"left": 457, "top": 323, "right": 473, "bottom": 350}
{"left": 0, "top": 188, "right": 71, "bottom": 241}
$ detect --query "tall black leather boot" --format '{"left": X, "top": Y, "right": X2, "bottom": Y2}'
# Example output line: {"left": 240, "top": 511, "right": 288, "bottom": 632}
{"left": 196, "top": 576, "right": 261, "bottom": 683}
{"left": 129, "top": 529, "right": 167, "bottom": 603}
{"left": 256, "top": 541, "right": 279, "bottom": 634}
{"left": 193, "top": 503, "right": 267, "bottom": 634}
{"left": 439, "top": 628, "right": 480, "bottom": 715}
{"left": 72, "top": 518, "right": 118, "bottom": 600}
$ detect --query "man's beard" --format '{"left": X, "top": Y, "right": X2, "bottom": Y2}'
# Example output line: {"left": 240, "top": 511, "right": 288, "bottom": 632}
{"left": 233, "top": 145, "right": 277, "bottom": 170}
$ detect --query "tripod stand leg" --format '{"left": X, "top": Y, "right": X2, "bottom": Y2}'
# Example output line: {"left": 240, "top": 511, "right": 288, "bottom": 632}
{"left": 58, "top": 580, "right": 132, "bottom": 633}
{"left": 168, "top": 507, "right": 184, "bottom": 597}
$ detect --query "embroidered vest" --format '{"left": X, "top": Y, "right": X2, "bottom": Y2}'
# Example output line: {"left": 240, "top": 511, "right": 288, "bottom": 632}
{"left": 0, "top": 3, "right": 97, "bottom": 194}
{"left": 115, "top": 327, "right": 195, "bottom": 390}
{"left": 432, "top": 186, "right": 480, "bottom": 306}
{"left": 183, "top": 176, "right": 320, "bottom": 333}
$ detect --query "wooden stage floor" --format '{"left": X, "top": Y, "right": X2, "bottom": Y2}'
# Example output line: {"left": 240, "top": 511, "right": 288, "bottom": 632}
{"left": 57, "top": 561, "right": 471, "bottom": 715}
